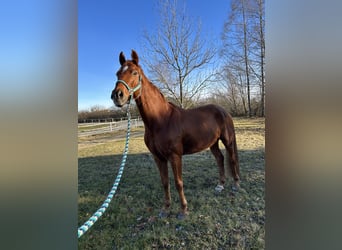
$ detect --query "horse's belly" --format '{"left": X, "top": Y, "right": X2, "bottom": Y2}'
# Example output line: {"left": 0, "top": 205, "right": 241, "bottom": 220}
{"left": 182, "top": 135, "right": 218, "bottom": 155}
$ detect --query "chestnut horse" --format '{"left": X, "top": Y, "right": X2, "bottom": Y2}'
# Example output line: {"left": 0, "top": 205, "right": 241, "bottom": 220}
{"left": 111, "top": 50, "right": 240, "bottom": 218}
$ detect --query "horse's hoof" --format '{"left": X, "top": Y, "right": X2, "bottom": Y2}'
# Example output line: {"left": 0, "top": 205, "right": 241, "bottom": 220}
{"left": 215, "top": 184, "right": 224, "bottom": 193}
{"left": 159, "top": 210, "right": 170, "bottom": 218}
{"left": 231, "top": 184, "right": 239, "bottom": 192}
{"left": 177, "top": 213, "right": 187, "bottom": 220}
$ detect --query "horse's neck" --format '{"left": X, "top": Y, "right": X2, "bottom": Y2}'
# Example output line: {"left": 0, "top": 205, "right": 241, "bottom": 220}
{"left": 135, "top": 77, "right": 171, "bottom": 129}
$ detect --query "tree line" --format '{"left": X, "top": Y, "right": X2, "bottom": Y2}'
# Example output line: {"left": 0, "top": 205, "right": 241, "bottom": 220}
{"left": 78, "top": 105, "right": 140, "bottom": 123}
{"left": 79, "top": 0, "right": 265, "bottom": 120}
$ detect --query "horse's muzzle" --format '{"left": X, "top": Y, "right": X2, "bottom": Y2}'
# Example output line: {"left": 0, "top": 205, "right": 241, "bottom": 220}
{"left": 111, "top": 89, "right": 128, "bottom": 107}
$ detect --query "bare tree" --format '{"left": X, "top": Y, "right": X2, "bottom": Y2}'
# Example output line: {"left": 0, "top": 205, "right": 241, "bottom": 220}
{"left": 141, "top": 0, "right": 216, "bottom": 108}
{"left": 241, "top": 0, "right": 252, "bottom": 117}
{"left": 210, "top": 65, "right": 251, "bottom": 116}
{"left": 221, "top": 0, "right": 264, "bottom": 116}
{"left": 256, "top": 0, "right": 265, "bottom": 116}
{"left": 226, "top": 70, "right": 239, "bottom": 115}
{"left": 245, "top": 0, "right": 265, "bottom": 116}
{"left": 222, "top": 67, "right": 246, "bottom": 115}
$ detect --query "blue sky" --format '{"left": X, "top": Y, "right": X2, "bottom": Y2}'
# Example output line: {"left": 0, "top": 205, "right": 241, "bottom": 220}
{"left": 78, "top": 0, "right": 231, "bottom": 111}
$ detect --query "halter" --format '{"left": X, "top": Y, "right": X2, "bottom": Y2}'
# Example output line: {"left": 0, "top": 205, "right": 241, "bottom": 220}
{"left": 116, "top": 75, "right": 142, "bottom": 102}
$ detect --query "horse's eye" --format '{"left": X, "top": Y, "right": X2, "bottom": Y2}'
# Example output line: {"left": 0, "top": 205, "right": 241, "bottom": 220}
{"left": 132, "top": 71, "right": 138, "bottom": 76}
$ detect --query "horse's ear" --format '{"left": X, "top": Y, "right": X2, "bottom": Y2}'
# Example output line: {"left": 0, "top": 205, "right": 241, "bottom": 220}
{"left": 131, "top": 50, "right": 139, "bottom": 65}
{"left": 119, "top": 52, "right": 126, "bottom": 65}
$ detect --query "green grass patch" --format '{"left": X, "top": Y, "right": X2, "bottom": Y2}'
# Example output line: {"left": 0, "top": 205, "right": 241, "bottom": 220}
{"left": 78, "top": 118, "right": 265, "bottom": 249}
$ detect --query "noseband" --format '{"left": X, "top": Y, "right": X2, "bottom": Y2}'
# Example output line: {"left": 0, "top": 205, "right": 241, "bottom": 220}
{"left": 116, "top": 75, "right": 142, "bottom": 101}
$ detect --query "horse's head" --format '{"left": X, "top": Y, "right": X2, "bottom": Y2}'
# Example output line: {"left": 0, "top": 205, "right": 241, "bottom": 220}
{"left": 111, "top": 50, "right": 142, "bottom": 107}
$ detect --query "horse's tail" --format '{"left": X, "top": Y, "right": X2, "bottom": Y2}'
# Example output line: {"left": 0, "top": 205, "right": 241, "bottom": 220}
{"left": 225, "top": 118, "right": 240, "bottom": 182}
{"left": 230, "top": 131, "right": 240, "bottom": 179}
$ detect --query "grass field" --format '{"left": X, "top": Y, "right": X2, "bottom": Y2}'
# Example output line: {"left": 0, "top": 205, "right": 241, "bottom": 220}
{"left": 78, "top": 118, "right": 265, "bottom": 249}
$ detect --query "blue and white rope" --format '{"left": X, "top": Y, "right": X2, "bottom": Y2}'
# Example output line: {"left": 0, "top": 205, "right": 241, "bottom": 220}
{"left": 78, "top": 102, "right": 132, "bottom": 238}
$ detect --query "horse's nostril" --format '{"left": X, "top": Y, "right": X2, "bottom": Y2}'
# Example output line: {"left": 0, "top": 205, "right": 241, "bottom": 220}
{"left": 117, "top": 90, "right": 124, "bottom": 98}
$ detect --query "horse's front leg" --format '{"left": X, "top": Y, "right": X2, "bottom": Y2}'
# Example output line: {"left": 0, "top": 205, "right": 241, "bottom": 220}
{"left": 169, "top": 153, "right": 188, "bottom": 219}
{"left": 153, "top": 155, "right": 171, "bottom": 218}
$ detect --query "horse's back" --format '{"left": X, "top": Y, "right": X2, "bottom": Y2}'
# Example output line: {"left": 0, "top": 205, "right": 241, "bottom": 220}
{"left": 184, "top": 104, "right": 231, "bottom": 124}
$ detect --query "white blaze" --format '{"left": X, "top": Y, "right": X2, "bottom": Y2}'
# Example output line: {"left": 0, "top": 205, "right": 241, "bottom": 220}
{"left": 122, "top": 65, "right": 128, "bottom": 73}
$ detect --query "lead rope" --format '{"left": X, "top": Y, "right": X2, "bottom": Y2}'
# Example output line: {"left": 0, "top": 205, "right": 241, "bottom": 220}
{"left": 78, "top": 101, "right": 132, "bottom": 238}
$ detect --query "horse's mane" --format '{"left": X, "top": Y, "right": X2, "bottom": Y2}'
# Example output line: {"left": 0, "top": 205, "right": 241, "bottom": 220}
{"left": 144, "top": 77, "right": 169, "bottom": 103}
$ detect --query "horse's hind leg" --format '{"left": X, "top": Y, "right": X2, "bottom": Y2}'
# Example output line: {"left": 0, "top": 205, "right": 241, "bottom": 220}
{"left": 210, "top": 141, "right": 226, "bottom": 192}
